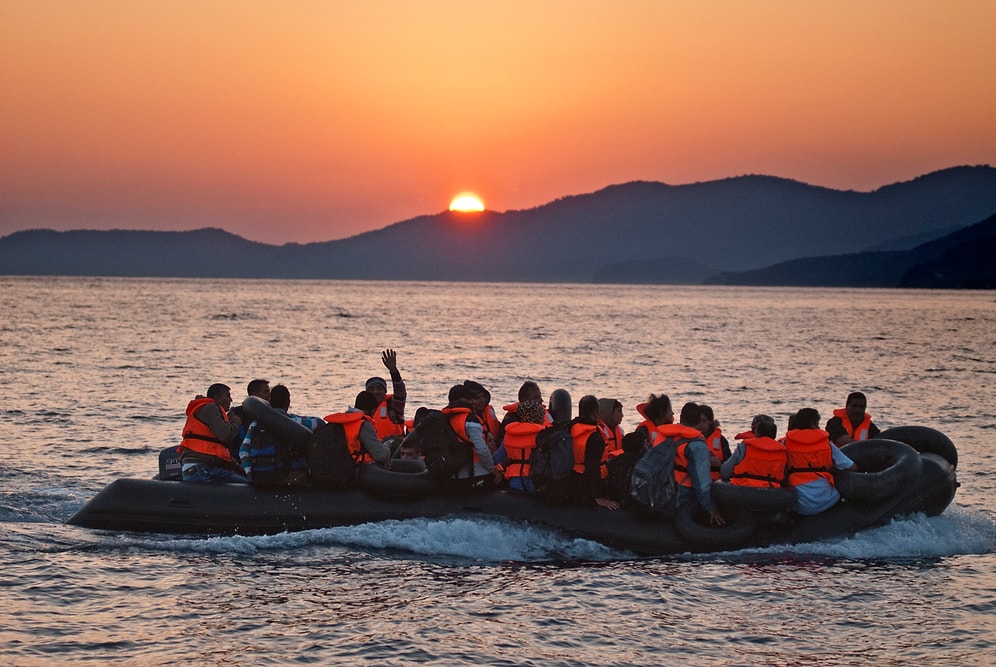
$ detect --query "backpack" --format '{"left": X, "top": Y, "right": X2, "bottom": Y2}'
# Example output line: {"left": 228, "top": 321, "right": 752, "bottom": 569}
{"left": 629, "top": 436, "right": 689, "bottom": 516}
{"left": 408, "top": 408, "right": 473, "bottom": 479}
{"left": 307, "top": 421, "right": 360, "bottom": 488}
{"left": 529, "top": 423, "right": 575, "bottom": 496}
{"left": 244, "top": 425, "right": 309, "bottom": 488}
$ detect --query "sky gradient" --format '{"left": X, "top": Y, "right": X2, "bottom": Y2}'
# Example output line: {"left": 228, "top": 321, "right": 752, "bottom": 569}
{"left": 2, "top": 1, "right": 995, "bottom": 245}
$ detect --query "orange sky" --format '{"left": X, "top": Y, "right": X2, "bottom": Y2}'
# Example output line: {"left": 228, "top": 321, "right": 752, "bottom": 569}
{"left": 2, "top": 1, "right": 995, "bottom": 245}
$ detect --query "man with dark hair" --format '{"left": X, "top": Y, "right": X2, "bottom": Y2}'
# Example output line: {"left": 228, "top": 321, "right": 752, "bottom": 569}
{"left": 177, "top": 383, "right": 247, "bottom": 484}
{"left": 441, "top": 384, "right": 503, "bottom": 490}
{"left": 364, "top": 349, "right": 407, "bottom": 440}
{"left": 826, "top": 392, "right": 880, "bottom": 446}
{"left": 240, "top": 384, "right": 324, "bottom": 484}
{"left": 786, "top": 408, "right": 856, "bottom": 515}
{"left": 721, "top": 414, "right": 786, "bottom": 488}
{"left": 228, "top": 379, "right": 271, "bottom": 458}
{"left": 568, "top": 395, "right": 620, "bottom": 510}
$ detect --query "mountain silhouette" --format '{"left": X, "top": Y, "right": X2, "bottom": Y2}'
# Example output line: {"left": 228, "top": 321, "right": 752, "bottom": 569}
{"left": 2, "top": 165, "right": 995, "bottom": 286}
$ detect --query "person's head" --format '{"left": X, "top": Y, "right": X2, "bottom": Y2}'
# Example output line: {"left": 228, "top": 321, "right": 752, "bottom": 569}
{"left": 622, "top": 431, "right": 649, "bottom": 455}
{"left": 246, "top": 379, "right": 270, "bottom": 400}
{"left": 845, "top": 391, "right": 868, "bottom": 425}
{"left": 517, "top": 381, "right": 542, "bottom": 402}
{"left": 365, "top": 376, "right": 388, "bottom": 404}
{"left": 643, "top": 393, "right": 674, "bottom": 426}
{"left": 447, "top": 384, "right": 476, "bottom": 408}
{"left": 270, "top": 384, "right": 291, "bottom": 411}
{"left": 755, "top": 418, "right": 777, "bottom": 439}
{"left": 698, "top": 404, "right": 716, "bottom": 434}
{"left": 463, "top": 380, "right": 489, "bottom": 411}
{"left": 516, "top": 399, "right": 546, "bottom": 425}
{"left": 795, "top": 408, "right": 821, "bottom": 429}
{"left": 355, "top": 390, "right": 379, "bottom": 416}
{"left": 679, "top": 402, "right": 701, "bottom": 428}
{"left": 206, "top": 383, "right": 233, "bottom": 411}
{"left": 399, "top": 439, "right": 420, "bottom": 460}
{"left": 751, "top": 414, "right": 776, "bottom": 436}
{"left": 578, "top": 394, "right": 600, "bottom": 421}
{"left": 598, "top": 398, "right": 623, "bottom": 428}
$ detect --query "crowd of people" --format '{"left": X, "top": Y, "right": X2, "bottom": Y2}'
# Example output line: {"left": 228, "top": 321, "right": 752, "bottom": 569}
{"left": 175, "top": 349, "right": 880, "bottom": 521}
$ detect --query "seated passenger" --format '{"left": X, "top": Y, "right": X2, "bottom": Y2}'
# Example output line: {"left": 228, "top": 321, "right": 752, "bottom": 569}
{"left": 496, "top": 399, "right": 546, "bottom": 493}
{"left": 597, "top": 398, "right": 625, "bottom": 458}
{"left": 785, "top": 408, "right": 856, "bottom": 515}
{"left": 464, "top": 380, "right": 501, "bottom": 452}
{"left": 178, "top": 383, "right": 247, "bottom": 484}
{"left": 605, "top": 431, "right": 649, "bottom": 505}
{"left": 442, "top": 384, "right": 503, "bottom": 492}
{"left": 324, "top": 390, "right": 393, "bottom": 467}
{"left": 240, "top": 384, "right": 324, "bottom": 485}
{"left": 364, "top": 348, "right": 408, "bottom": 440}
{"left": 227, "top": 378, "right": 271, "bottom": 460}
{"left": 697, "top": 404, "right": 731, "bottom": 481}
{"left": 720, "top": 415, "right": 786, "bottom": 487}
{"left": 654, "top": 402, "right": 724, "bottom": 525}
{"left": 568, "top": 395, "right": 620, "bottom": 510}
{"left": 634, "top": 393, "right": 673, "bottom": 442}
{"left": 825, "top": 391, "right": 881, "bottom": 446}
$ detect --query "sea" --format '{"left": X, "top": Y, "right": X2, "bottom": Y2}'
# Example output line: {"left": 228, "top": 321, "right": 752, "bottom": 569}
{"left": 1, "top": 276, "right": 994, "bottom": 666}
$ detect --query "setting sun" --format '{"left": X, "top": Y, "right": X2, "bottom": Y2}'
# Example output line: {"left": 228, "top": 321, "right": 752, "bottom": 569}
{"left": 449, "top": 193, "right": 485, "bottom": 212}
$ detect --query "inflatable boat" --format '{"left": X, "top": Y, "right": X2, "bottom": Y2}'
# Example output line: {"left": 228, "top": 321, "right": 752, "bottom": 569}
{"left": 66, "top": 424, "right": 959, "bottom": 556}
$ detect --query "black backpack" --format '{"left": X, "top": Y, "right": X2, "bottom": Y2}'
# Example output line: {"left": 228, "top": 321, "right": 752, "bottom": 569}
{"left": 629, "top": 435, "right": 688, "bottom": 516}
{"left": 307, "top": 421, "right": 360, "bottom": 488}
{"left": 409, "top": 408, "right": 473, "bottom": 479}
{"left": 529, "top": 423, "right": 575, "bottom": 496}
{"left": 244, "top": 425, "right": 308, "bottom": 488}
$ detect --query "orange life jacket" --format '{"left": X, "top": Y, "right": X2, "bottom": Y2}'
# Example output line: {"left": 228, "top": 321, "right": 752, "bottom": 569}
{"left": 703, "top": 426, "right": 725, "bottom": 481}
{"left": 442, "top": 406, "right": 479, "bottom": 462}
{"left": 784, "top": 428, "right": 834, "bottom": 487}
{"left": 324, "top": 411, "right": 372, "bottom": 463}
{"left": 570, "top": 422, "right": 608, "bottom": 478}
{"left": 832, "top": 408, "right": 874, "bottom": 441}
{"left": 734, "top": 430, "right": 754, "bottom": 440}
{"left": 372, "top": 394, "right": 404, "bottom": 439}
{"left": 730, "top": 436, "right": 787, "bottom": 488}
{"left": 653, "top": 423, "right": 702, "bottom": 487}
{"left": 477, "top": 404, "right": 501, "bottom": 442}
{"left": 178, "top": 397, "right": 233, "bottom": 462}
{"left": 503, "top": 422, "right": 544, "bottom": 479}
{"left": 600, "top": 422, "right": 624, "bottom": 459}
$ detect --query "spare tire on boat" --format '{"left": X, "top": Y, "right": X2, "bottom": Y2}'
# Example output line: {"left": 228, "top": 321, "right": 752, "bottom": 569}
{"left": 877, "top": 426, "right": 957, "bottom": 469}
{"left": 834, "top": 439, "right": 923, "bottom": 502}
{"left": 711, "top": 480, "right": 796, "bottom": 512}
{"left": 673, "top": 504, "right": 756, "bottom": 551}
{"left": 359, "top": 458, "right": 437, "bottom": 500}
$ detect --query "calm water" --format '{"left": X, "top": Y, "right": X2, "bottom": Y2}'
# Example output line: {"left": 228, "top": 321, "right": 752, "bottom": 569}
{"left": 1, "top": 276, "right": 994, "bottom": 666}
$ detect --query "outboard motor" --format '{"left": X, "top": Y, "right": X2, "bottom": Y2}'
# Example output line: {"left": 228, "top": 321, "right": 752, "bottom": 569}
{"left": 157, "top": 445, "right": 182, "bottom": 481}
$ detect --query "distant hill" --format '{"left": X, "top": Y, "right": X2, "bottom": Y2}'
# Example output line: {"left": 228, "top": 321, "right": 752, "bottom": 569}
{"left": 2, "top": 165, "right": 995, "bottom": 285}
{"left": 705, "top": 213, "right": 996, "bottom": 288}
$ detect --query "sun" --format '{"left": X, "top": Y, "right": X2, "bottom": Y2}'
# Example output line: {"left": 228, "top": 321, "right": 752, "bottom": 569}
{"left": 449, "top": 192, "right": 485, "bottom": 212}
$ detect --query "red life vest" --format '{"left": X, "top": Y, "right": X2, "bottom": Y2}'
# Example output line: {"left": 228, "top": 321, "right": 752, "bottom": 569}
{"left": 703, "top": 426, "right": 725, "bottom": 481}
{"left": 784, "top": 428, "right": 835, "bottom": 487}
{"left": 372, "top": 394, "right": 404, "bottom": 439}
{"left": 734, "top": 430, "right": 754, "bottom": 441}
{"left": 477, "top": 404, "right": 501, "bottom": 443}
{"left": 178, "top": 397, "right": 233, "bottom": 462}
{"left": 653, "top": 423, "right": 702, "bottom": 488}
{"left": 503, "top": 422, "right": 544, "bottom": 479}
{"left": 600, "top": 422, "right": 624, "bottom": 459}
{"left": 442, "top": 406, "right": 479, "bottom": 463}
{"left": 730, "top": 437, "right": 787, "bottom": 488}
{"left": 324, "top": 411, "right": 372, "bottom": 463}
{"left": 570, "top": 422, "right": 608, "bottom": 478}
{"left": 832, "top": 408, "right": 873, "bottom": 441}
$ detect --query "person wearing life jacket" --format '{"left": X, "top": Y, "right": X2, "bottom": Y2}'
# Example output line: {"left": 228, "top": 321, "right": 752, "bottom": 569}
{"left": 567, "top": 395, "right": 620, "bottom": 510}
{"left": 442, "top": 384, "right": 503, "bottom": 490}
{"left": 463, "top": 380, "right": 502, "bottom": 453}
{"left": 177, "top": 383, "right": 247, "bottom": 484}
{"left": 323, "top": 390, "right": 393, "bottom": 467}
{"left": 496, "top": 399, "right": 546, "bottom": 493}
{"left": 697, "top": 404, "right": 731, "bottom": 481}
{"left": 825, "top": 391, "right": 881, "bottom": 446}
{"left": 597, "top": 398, "right": 625, "bottom": 459}
{"left": 720, "top": 415, "right": 787, "bottom": 488}
{"left": 498, "top": 380, "right": 553, "bottom": 445}
{"left": 364, "top": 348, "right": 408, "bottom": 440}
{"left": 634, "top": 393, "right": 673, "bottom": 442}
{"left": 239, "top": 384, "right": 325, "bottom": 485}
{"left": 785, "top": 408, "right": 856, "bottom": 515}
{"left": 654, "top": 402, "right": 725, "bottom": 525}
{"left": 606, "top": 431, "right": 649, "bottom": 504}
